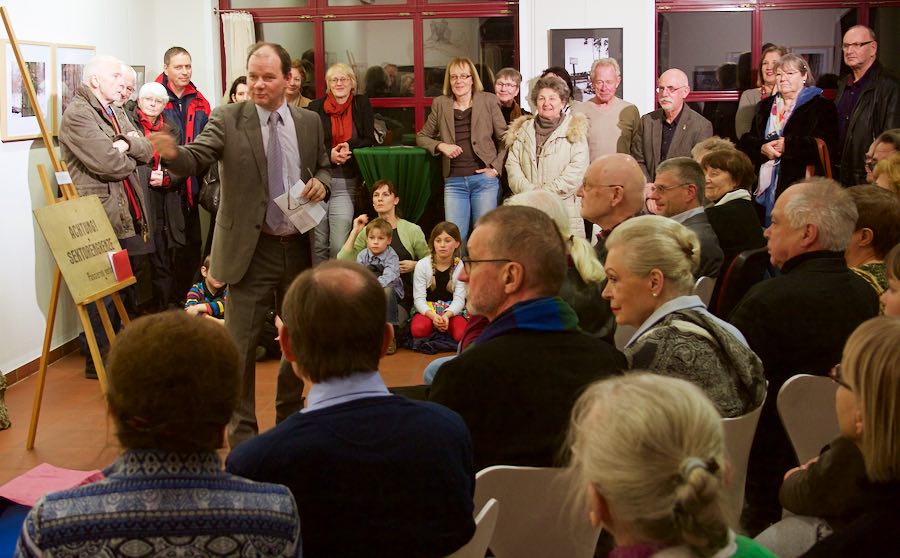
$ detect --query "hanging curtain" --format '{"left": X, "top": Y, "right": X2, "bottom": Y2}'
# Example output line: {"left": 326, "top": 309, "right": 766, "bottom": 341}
{"left": 221, "top": 11, "right": 256, "bottom": 95}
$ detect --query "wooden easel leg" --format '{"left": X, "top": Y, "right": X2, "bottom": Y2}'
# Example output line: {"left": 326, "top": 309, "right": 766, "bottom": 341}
{"left": 94, "top": 300, "right": 117, "bottom": 392}
{"left": 80, "top": 304, "right": 109, "bottom": 394}
{"left": 25, "top": 267, "right": 62, "bottom": 450}
{"left": 111, "top": 292, "right": 130, "bottom": 327}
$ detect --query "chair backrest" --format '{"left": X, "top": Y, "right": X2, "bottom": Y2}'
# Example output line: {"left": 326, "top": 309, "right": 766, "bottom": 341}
{"left": 614, "top": 324, "right": 636, "bottom": 351}
{"left": 474, "top": 466, "right": 601, "bottom": 558}
{"left": 445, "top": 498, "right": 500, "bottom": 558}
{"left": 713, "top": 247, "right": 769, "bottom": 317}
{"left": 721, "top": 391, "right": 766, "bottom": 520}
{"left": 693, "top": 276, "right": 717, "bottom": 306}
{"left": 777, "top": 374, "right": 840, "bottom": 464}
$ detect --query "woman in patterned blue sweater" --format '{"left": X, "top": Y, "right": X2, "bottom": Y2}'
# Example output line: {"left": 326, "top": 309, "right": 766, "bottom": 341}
{"left": 15, "top": 311, "right": 302, "bottom": 557}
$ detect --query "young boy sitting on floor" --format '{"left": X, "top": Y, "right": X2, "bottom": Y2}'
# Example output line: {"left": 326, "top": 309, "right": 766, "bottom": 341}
{"left": 184, "top": 256, "right": 226, "bottom": 322}
{"left": 356, "top": 218, "right": 403, "bottom": 354}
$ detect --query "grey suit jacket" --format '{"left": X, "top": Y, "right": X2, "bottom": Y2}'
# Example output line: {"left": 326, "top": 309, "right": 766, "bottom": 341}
{"left": 416, "top": 91, "right": 508, "bottom": 177}
{"left": 631, "top": 105, "right": 713, "bottom": 181}
{"left": 165, "top": 101, "right": 332, "bottom": 284}
{"left": 682, "top": 210, "right": 724, "bottom": 279}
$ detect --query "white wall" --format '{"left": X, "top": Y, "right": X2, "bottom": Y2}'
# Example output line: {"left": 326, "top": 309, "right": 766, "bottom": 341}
{"left": 519, "top": 0, "right": 656, "bottom": 113}
{"left": 0, "top": 0, "right": 220, "bottom": 376}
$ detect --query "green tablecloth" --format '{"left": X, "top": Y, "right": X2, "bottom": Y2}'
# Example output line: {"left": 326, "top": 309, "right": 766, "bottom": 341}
{"left": 353, "top": 146, "right": 439, "bottom": 222}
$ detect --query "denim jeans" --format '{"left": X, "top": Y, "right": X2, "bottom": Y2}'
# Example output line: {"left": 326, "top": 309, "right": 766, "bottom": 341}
{"left": 314, "top": 176, "right": 358, "bottom": 263}
{"left": 444, "top": 173, "right": 500, "bottom": 246}
{"left": 385, "top": 287, "right": 400, "bottom": 325}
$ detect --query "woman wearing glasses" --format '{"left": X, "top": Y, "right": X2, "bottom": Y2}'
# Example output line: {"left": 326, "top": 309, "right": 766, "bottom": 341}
{"left": 756, "top": 317, "right": 900, "bottom": 557}
{"left": 308, "top": 63, "right": 376, "bottom": 261}
{"left": 417, "top": 57, "right": 508, "bottom": 246}
{"left": 738, "top": 53, "right": 838, "bottom": 225}
{"left": 602, "top": 215, "right": 765, "bottom": 418}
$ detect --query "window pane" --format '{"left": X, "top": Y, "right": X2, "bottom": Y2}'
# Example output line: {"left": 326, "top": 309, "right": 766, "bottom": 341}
{"left": 329, "top": 0, "right": 404, "bottom": 4}
{"left": 373, "top": 107, "right": 416, "bottom": 146}
{"left": 422, "top": 16, "right": 515, "bottom": 97}
{"left": 255, "top": 22, "right": 316, "bottom": 98}
{"left": 231, "top": 0, "right": 307, "bottom": 7}
{"left": 763, "top": 8, "right": 855, "bottom": 86}
{"left": 324, "top": 19, "right": 414, "bottom": 98}
{"left": 691, "top": 101, "right": 740, "bottom": 142}
{"left": 428, "top": 0, "right": 496, "bottom": 3}
{"left": 871, "top": 7, "right": 899, "bottom": 76}
{"left": 657, "top": 12, "right": 750, "bottom": 91}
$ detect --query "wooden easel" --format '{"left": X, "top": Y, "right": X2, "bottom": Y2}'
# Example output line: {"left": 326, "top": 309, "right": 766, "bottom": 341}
{"left": 0, "top": 6, "right": 135, "bottom": 449}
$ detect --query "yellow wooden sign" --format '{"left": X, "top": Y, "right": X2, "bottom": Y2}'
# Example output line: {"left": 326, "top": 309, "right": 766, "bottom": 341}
{"left": 33, "top": 196, "right": 122, "bottom": 304}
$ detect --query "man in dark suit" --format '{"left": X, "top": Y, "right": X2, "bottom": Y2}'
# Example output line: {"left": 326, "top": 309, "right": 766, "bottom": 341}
{"left": 648, "top": 157, "right": 724, "bottom": 279}
{"left": 631, "top": 68, "right": 713, "bottom": 182}
{"left": 150, "top": 42, "right": 331, "bottom": 449}
{"left": 730, "top": 177, "right": 879, "bottom": 532}
{"left": 429, "top": 206, "right": 626, "bottom": 471}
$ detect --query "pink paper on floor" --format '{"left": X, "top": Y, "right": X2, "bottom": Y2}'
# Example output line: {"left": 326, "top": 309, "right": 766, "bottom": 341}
{"left": 0, "top": 463, "right": 103, "bottom": 507}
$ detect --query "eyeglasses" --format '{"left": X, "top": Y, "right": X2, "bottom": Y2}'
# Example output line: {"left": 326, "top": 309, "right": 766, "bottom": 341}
{"left": 461, "top": 257, "right": 512, "bottom": 273}
{"left": 865, "top": 156, "right": 877, "bottom": 171}
{"left": 655, "top": 85, "right": 685, "bottom": 95}
{"left": 287, "top": 168, "right": 316, "bottom": 211}
{"left": 649, "top": 182, "right": 693, "bottom": 194}
{"left": 842, "top": 40, "right": 874, "bottom": 51}
{"left": 329, "top": 77, "right": 351, "bottom": 84}
{"left": 494, "top": 81, "right": 518, "bottom": 90}
{"left": 449, "top": 74, "right": 472, "bottom": 82}
{"left": 582, "top": 182, "right": 623, "bottom": 193}
{"left": 829, "top": 364, "right": 852, "bottom": 391}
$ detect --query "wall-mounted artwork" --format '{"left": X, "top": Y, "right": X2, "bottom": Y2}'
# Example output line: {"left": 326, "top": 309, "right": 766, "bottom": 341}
{"left": 54, "top": 44, "right": 95, "bottom": 135}
{"left": 1, "top": 40, "right": 53, "bottom": 141}
{"left": 548, "top": 28, "right": 623, "bottom": 103}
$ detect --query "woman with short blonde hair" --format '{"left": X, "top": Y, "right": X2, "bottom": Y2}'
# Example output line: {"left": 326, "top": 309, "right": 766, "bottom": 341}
{"left": 568, "top": 373, "right": 776, "bottom": 557}
{"left": 603, "top": 215, "right": 765, "bottom": 417}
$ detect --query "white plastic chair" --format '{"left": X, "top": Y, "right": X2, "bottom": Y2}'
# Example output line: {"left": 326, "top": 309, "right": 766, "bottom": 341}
{"left": 693, "top": 276, "right": 717, "bottom": 306}
{"left": 445, "top": 498, "right": 499, "bottom": 558}
{"left": 474, "top": 466, "right": 600, "bottom": 558}
{"left": 721, "top": 391, "right": 766, "bottom": 520}
{"left": 777, "top": 374, "right": 840, "bottom": 464}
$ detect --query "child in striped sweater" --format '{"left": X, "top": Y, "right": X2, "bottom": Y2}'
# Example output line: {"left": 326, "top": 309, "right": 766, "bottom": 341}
{"left": 184, "top": 256, "right": 227, "bottom": 321}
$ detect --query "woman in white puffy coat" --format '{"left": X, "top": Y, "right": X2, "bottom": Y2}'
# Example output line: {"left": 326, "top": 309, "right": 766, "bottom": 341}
{"left": 505, "top": 76, "right": 589, "bottom": 237}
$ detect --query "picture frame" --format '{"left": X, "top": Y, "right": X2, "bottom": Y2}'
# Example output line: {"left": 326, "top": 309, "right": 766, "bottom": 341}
{"left": 548, "top": 28, "right": 624, "bottom": 103}
{"left": 54, "top": 44, "right": 95, "bottom": 135}
{"left": 1, "top": 40, "right": 53, "bottom": 141}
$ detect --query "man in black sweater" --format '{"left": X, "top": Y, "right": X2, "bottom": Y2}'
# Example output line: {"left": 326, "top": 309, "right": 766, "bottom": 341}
{"left": 429, "top": 206, "right": 626, "bottom": 471}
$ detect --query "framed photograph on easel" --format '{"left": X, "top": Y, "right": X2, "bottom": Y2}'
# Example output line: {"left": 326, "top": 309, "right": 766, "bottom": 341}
{"left": 0, "top": 40, "right": 52, "bottom": 141}
{"left": 53, "top": 44, "right": 95, "bottom": 135}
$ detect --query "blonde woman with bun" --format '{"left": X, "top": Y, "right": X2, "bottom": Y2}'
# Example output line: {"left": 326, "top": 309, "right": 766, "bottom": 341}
{"left": 602, "top": 215, "right": 765, "bottom": 417}
{"left": 568, "top": 373, "right": 777, "bottom": 558}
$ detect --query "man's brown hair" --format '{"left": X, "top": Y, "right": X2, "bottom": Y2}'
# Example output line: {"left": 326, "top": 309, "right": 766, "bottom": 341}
{"left": 106, "top": 311, "right": 240, "bottom": 452}
{"left": 282, "top": 261, "right": 385, "bottom": 383}
{"left": 366, "top": 217, "right": 393, "bottom": 239}
{"left": 163, "top": 46, "right": 190, "bottom": 65}
{"left": 476, "top": 205, "right": 567, "bottom": 296}
{"left": 247, "top": 42, "right": 292, "bottom": 76}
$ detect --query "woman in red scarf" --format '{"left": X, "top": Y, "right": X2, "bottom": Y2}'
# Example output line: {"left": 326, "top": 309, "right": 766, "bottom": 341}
{"left": 130, "top": 81, "right": 185, "bottom": 311}
{"left": 308, "top": 63, "right": 377, "bottom": 262}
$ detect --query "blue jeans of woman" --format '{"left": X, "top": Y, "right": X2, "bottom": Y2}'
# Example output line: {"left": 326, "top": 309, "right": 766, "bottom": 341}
{"left": 314, "top": 176, "right": 358, "bottom": 263}
{"left": 444, "top": 173, "right": 500, "bottom": 246}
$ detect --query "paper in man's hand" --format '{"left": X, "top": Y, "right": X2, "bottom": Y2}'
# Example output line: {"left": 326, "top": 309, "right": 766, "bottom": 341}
{"left": 274, "top": 178, "right": 326, "bottom": 233}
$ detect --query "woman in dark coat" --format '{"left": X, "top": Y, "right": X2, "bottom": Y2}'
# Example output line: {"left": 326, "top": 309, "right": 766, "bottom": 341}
{"left": 738, "top": 53, "right": 838, "bottom": 225}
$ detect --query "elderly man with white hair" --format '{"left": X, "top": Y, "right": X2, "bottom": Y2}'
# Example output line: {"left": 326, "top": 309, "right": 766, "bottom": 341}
{"left": 59, "top": 54, "right": 153, "bottom": 378}
{"left": 631, "top": 68, "right": 712, "bottom": 182}
{"left": 572, "top": 58, "right": 640, "bottom": 161}
{"left": 129, "top": 81, "right": 187, "bottom": 311}
{"left": 729, "top": 177, "right": 880, "bottom": 533}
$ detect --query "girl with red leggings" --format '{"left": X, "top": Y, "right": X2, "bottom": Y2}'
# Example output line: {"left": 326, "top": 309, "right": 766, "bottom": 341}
{"left": 411, "top": 222, "right": 468, "bottom": 341}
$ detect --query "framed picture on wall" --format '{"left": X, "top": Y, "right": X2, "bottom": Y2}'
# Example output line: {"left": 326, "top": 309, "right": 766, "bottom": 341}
{"left": 1, "top": 40, "right": 53, "bottom": 141}
{"left": 54, "top": 44, "right": 96, "bottom": 135}
{"left": 548, "top": 28, "right": 623, "bottom": 103}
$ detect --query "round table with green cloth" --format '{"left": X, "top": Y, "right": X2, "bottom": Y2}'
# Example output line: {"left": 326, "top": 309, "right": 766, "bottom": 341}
{"left": 353, "top": 146, "right": 440, "bottom": 222}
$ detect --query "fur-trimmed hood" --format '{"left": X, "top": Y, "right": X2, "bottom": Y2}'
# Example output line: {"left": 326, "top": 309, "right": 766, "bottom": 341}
{"left": 504, "top": 111, "right": 588, "bottom": 148}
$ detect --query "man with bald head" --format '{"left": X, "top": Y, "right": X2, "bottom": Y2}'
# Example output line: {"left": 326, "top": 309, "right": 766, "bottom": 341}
{"left": 631, "top": 68, "right": 712, "bottom": 181}
{"left": 577, "top": 153, "right": 646, "bottom": 262}
{"left": 729, "top": 178, "right": 879, "bottom": 531}
{"left": 429, "top": 206, "right": 625, "bottom": 470}
{"left": 60, "top": 55, "right": 153, "bottom": 378}
{"left": 226, "top": 260, "right": 475, "bottom": 557}
{"left": 835, "top": 25, "right": 899, "bottom": 186}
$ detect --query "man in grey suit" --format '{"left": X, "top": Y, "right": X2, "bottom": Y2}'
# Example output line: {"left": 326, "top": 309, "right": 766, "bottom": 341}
{"left": 648, "top": 157, "right": 723, "bottom": 279}
{"left": 150, "top": 42, "right": 331, "bottom": 449}
{"left": 631, "top": 68, "right": 713, "bottom": 182}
